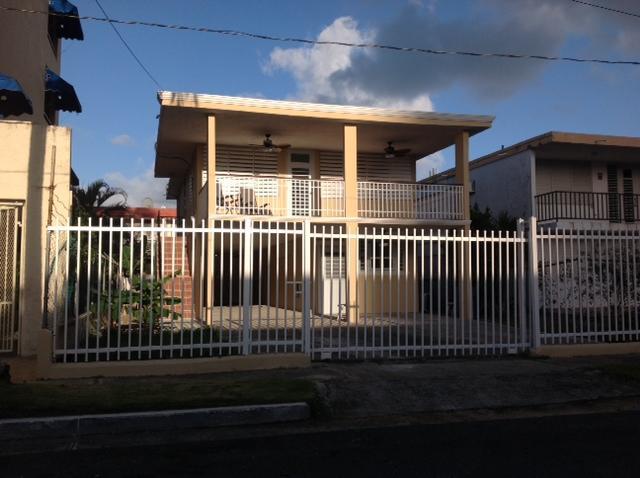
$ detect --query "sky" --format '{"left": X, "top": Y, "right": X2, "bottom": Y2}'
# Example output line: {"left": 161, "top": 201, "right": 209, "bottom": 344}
{"left": 57, "top": 0, "right": 640, "bottom": 207}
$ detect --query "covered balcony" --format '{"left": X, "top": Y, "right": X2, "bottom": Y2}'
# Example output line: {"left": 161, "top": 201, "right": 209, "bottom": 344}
{"left": 155, "top": 92, "right": 493, "bottom": 224}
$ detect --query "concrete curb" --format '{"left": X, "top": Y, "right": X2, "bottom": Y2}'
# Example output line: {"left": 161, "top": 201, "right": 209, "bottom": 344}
{"left": 0, "top": 402, "right": 310, "bottom": 441}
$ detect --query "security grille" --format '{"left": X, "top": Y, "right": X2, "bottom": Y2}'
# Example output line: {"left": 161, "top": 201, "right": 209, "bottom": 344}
{"left": 0, "top": 204, "right": 20, "bottom": 353}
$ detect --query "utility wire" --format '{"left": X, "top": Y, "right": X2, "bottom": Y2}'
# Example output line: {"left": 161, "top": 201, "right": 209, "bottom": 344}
{"left": 569, "top": 0, "right": 640, "bottom": 19}
{"left": 2, "top": 4, "right": 640, "bottom": 66}
{"left": 93, "top": 0, "right": 162, "bottom": 89}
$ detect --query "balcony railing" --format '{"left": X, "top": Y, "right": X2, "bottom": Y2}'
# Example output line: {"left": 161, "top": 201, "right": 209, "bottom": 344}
{"left": 536, "top": 191, "right": 640, "bottom": 223}
{"left": 216, "top": 176, "right": 345, "bottom": 217}
{"left": 214, "top": 175, "right": 464, "bottom": 220}
{"left": 358, "top": 182, "right": 464, "bottom": 220}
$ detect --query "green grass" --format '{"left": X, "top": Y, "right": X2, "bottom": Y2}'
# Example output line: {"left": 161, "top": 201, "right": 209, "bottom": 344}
{"left": 598, "top": 363, "right": 640, "bottom": 383}
{"left": 0, "top": 375, "right": 317, "bottom": 419}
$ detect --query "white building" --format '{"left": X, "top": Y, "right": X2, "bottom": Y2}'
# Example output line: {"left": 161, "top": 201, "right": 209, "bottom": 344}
{"left": 428, "top": 132, "right": 640, "bottom": 230}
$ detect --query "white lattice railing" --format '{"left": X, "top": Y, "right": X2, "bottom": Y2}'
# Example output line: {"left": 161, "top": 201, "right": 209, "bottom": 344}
{"left": 215, "top": 176, "right": 345, "bottom": 217}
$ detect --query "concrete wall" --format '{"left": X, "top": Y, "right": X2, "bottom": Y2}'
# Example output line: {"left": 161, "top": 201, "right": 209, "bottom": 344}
{"left": 0, "top": 120, "right": 72, "bottom": 356}
{"left": 467, "top": 150, "right": 534, "bottom": 219}
{"left": 536, "top": 159, "right": 593, "bottom": 195}
{"left": 0, "top": 0, "right": 61, "bottom": 124}
{"left": 537, "top": 159, "right": 640, "bottom": 196}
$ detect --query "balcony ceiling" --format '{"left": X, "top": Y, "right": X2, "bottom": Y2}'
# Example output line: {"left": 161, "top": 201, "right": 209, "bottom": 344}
{"left": 154, "top": 92, "right": 493, "bottom": 178}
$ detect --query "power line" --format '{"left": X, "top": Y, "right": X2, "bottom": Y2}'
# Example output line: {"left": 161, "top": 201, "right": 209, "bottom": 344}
{"left": 569, "top": 0, "right": 640, "bottom": 19}
{"left": 2, "top": 4, "right": 640, "bottom": 67}
{"left": 93, "top": 0, "right": 162, "bottom": 89}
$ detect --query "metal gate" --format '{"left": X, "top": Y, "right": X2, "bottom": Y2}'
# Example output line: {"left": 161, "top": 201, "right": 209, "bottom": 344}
{"left": 0, "top": 204, "right": 20, "bottom": 354}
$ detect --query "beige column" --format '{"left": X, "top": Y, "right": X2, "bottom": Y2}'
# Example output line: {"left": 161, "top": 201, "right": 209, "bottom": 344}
{"left": 207, "top": 115, "right": 217, "bottom": 218}
{"left": 277, "top": 149, "right": 288, "bottom": 215}
{"left": 455, "top": 130, "right": 470, "bottom": 221}
{"left": 206, "top": 115, "right": 216, "bottom": 325}
{"left": 343, "top": 125, "right": 359, "bottom": 323}
{"left": 343, "top": 124, "right": 358, "bottom": 218}
{"left": 455, "top": 131, "right": 472, "bottom": 320}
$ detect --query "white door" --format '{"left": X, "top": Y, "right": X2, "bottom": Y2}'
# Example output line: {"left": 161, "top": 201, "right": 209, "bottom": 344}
{"left": 0, "top": 204, "right": 20, "bottom": 354}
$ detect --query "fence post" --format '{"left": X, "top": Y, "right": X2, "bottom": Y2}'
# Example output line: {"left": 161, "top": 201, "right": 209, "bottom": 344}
{"left": 242, "top": 218, "right": 253, "bottom": 355}
{"left": 526, "top": 217, "right": 541, "bottom": 349}
{"left": 303, "top": 220, "right": 311, "bottom": 356}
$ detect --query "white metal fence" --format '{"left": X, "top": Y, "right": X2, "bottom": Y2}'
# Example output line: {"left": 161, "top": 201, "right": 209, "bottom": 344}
{"left": 309, "top": 225, "right": 529, "bottom": 360}
{"left": 46, "top": 219, "right": 530, "bottom": 362}
{"left": 535, "top": 225, "right": 640, "bottom": 345}
{"left": 44, "top": 218, "right": 640, "bottom": 362}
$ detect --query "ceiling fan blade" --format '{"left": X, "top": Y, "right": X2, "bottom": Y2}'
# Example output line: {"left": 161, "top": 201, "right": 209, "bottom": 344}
{"left": 274, "top": 143, "right": 291, "bottom": 149}
{"left": 395, "top": 148, "right": 412, "bottom": 156}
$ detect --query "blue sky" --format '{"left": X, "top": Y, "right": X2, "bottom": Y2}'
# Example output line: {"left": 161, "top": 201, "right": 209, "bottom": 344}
{"left": 58, "top": 0, "right": 640, "bottom": 206}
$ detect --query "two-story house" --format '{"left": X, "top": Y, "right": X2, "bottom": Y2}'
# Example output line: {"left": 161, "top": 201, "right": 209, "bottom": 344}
{"left": 154, "top": 91, "right": 493, "bottom": 322}
{"left": 427, "top": 132, "right": 640, "bottom": 230}
{"left": 0, "top": 0, "right": 83, "bottom": 357}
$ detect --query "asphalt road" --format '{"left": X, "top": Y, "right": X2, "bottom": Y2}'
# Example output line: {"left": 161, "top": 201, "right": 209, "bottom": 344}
{"left": 5, "top": 411, "right": 640, "bottom": 477}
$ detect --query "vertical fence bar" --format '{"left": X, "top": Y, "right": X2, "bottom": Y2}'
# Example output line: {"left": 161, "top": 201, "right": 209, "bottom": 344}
{"left": 527, "top": 217, "right": 541, "bottom": 348}
{"left": 242, "top": 218, "right": 253, "bottom": 355}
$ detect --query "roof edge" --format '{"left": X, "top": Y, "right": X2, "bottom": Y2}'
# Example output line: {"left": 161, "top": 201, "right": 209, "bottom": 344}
{"left": 426, "top": 131, "right": 640, "bottom": 182}
{"left": 157, "top": 91, "right": 495, "bottom": 127}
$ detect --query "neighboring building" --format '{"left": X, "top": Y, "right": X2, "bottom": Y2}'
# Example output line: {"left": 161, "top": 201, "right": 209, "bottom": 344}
{"left": 0, "top": 0, "right": 83, "bottom": 356}
{"left": 154, "top": 92, "right": 493, "bottom": 319}
{"left": 427, "top": 132, "right": 640, "bottom": 230}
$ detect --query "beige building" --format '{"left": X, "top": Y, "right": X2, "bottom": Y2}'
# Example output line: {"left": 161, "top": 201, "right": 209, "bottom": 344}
{"left": 0, "top": 0, "right": 82, "bottom": 356}
{"left": 155, "top": 92, "right": 493, "bottom": 320}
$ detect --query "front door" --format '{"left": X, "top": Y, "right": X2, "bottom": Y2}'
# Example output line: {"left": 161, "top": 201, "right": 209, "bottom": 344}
{"left": 289, "top": 152, "right": 313, "bottom": 216}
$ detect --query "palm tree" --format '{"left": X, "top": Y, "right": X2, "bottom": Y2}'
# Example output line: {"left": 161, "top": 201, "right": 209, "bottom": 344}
{"left": 72, "top": 179, "right": 127, "bottom": 220}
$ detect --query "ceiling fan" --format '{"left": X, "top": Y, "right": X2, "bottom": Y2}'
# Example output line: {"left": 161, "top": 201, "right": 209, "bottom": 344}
{"left": 384, "top": 141, "right": 411, "bottom": 159}
{"left": 250, "top": 133, "right": 291, "bottom": 153}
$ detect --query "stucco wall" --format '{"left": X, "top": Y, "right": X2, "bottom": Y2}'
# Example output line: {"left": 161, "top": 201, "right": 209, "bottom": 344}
{"left": 0, "top": 120, "right": 72, "bottom": 355}
{"left": 0, "top": 0, "right": 61, "bottom": 124}
{"left": 467, "top": 150, "right": 534, "bottom": 219}
{"left": 536, "top": 159, "right": 593, "bottom": 195}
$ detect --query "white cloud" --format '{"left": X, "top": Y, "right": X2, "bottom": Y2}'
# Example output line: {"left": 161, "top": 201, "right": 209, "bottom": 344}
{"left": 265, "top": 17, "right": 434, "bottom": 111}
{"left": 104, "top": 168, "right": 172, "bottom": 208}
{"left": 111, "top": 134, "right": 135, "bottom": 146}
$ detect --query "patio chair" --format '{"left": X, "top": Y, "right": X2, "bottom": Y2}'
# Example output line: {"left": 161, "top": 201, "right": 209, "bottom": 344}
{"left": 238, "top": 187, "right": 272, "bottom": 216}
{"left": 217, "top": 183, "right": 238, "bottom": 214}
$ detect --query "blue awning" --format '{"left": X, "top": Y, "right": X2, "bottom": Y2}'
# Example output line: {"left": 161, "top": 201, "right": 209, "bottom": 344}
{"left": 49, "top": 0, "right": 84, "bottom": 41}
{"left": 45, "top": 68, "right": 82, "bottom": 113}
{"left": 0, "top": 73, "right": 34, "bottom": 117}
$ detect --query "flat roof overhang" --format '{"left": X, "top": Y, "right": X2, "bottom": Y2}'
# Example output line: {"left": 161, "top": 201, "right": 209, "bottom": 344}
{"left": 154, "top": 91, "right": 494, "bottom": 178}
{"left": 428, "top": 131, "right": 640, "bottom": 182}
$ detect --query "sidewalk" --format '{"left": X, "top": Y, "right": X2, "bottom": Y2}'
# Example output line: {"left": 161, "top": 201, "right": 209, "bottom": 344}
{"left": 2, "top": 354, "right": 640, "bottom": 455}
{"left": 301, "top": 355, "right": 640, "bottom": 418}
